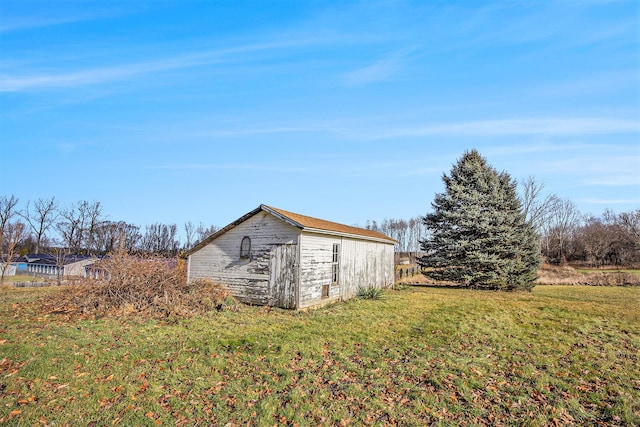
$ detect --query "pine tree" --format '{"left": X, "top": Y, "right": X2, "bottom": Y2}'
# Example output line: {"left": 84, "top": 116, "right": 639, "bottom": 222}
{"left": 418, "top": 150, "right": 541, "bottom": 291}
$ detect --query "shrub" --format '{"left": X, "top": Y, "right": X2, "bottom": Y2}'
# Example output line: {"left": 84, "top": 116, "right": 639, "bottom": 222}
{"left": 357, "top": 286, "right": 384, "bottom": 300}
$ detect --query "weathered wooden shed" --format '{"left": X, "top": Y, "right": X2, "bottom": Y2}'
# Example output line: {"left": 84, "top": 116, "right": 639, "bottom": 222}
{"left": 187, "top": 204, "right": 396, "bottom": 309}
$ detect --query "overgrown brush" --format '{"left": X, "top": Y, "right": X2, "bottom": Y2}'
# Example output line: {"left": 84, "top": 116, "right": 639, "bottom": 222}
{"left": 537, "top": 264, "right": 640, "bottom": 286}
{"left": 42, "top": 251, "right": 234, "bottom": 318}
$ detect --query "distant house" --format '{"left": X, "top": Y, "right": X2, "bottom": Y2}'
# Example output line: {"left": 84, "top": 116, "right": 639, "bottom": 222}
{"left": 187, "top": 204, "right": 396, "bottom": 309}
{"left": 19, "top": 254, "right": 97, "bottom": 278}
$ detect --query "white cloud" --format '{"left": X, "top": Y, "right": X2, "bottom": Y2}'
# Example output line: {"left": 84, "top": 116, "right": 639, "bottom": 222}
{"left": 582, "top": 175, "right": 640, "bottom": 186}
{"left": 0, "top": 39, "right": 320, "bottom": 92}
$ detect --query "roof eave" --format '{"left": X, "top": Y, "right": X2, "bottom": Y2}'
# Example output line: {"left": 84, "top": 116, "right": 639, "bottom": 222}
{"left": 260, "top": 204, "right": 305, "bottom": 230}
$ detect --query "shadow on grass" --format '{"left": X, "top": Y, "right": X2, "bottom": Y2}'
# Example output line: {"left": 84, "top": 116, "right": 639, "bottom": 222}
{"left": 400, "top": 282, "right": 467, "bottom": 289}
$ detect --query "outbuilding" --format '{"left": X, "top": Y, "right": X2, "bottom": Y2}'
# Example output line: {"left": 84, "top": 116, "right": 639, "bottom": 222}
{"left": 187, "top": 204, "right": 396, "bottom": 309}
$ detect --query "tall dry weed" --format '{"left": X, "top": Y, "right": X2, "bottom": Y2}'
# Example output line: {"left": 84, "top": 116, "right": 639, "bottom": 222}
{"left": 537, "top": 264, "right": 640, "bottom": 286}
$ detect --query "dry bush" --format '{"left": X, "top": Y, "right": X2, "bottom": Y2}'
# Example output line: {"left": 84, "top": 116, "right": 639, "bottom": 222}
{"left": 43, "top": 251, "right": 234, "bottom": 318}
{"left": 537, "top": 263, "right": 640, "bottom": 286}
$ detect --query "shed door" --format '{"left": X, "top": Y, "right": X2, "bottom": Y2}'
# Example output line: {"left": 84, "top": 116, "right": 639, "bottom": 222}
{"left": 269, "top": 244, "right": 298, "bottom": 309}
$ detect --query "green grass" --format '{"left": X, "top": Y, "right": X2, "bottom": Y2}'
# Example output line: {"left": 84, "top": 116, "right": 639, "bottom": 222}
{"left": 1, "top": 285, "right": 638, "bottom": 426}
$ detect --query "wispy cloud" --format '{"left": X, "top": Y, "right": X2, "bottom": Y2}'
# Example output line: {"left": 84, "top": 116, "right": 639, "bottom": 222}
{"left": 342, "top": 48, "right": 416, "bottom": 86}
{"left": 0, "top": 39, "right": 320, "bottom": 92}
{"left": 196, "top": 126, "right": 343, "bottom": 138}
{"left": 146, "top": 162, "right": 311, "bottom": 173}
{"left": 582, "top": 174, "right": 640, "bottom": 187}
{"left": 364, "top": 118, "right": 640, "bottom": 139}
{"left": 1, "top": 13, "right": 104, "bottom": 32}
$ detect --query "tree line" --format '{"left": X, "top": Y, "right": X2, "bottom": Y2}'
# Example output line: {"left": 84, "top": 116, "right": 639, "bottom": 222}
{"left": 2, "top": 180, "right": 638, "bottom": 272}
{"left": 0, "top": 195, "right": 219, "bottom": 266}
{"left": 364, "top": 177, "right": 639, "bottom": 267}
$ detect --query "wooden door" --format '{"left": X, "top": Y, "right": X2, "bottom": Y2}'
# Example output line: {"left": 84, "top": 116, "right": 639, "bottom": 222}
{"left": 269, "top": 244, "right": 298, "bottom": 309}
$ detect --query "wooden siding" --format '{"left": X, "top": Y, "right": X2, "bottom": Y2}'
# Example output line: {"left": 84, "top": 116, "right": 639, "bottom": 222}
{"left": 298, "top": 232, "right": 394, "bottom": 309}
{"left": 188, "top": 212, "right": 299, "bottom": 306}
{"left": 339, "top": 238, "right": 395, "bottom": 300}
{"left": 298, "top": 233, "right": 340, "bottom": 308}
{"left": 268, "top": 244, "right": 298, "bottom": 309}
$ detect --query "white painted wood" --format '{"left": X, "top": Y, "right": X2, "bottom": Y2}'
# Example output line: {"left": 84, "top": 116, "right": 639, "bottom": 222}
{"left": 188, "top": 211, "right": 299, "bottom": 305}
{"left": 297, "top": 232, "right": 394, "bottom": 309}
{"left": 268, "top": 244, "right": 298, "bottom": 309}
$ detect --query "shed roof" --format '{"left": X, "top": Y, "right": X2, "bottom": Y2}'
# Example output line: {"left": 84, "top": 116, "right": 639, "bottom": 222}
{"left": 188, "top": 204, "right": 396, "bottom": 254}
{"left": 263, "top": 205, "right": 395, "bottom": 243}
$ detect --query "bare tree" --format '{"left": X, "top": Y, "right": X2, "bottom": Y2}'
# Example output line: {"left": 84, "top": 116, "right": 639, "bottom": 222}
{"left": 577, "top": 212, "right": 617, "bottom": 267}
{"left": 56, "top": 200, "right": 103, "bottom": 253}
{"left": 93, "top": 221, "right": 141, "bottom": 254}
{"left": 20, "top": 197, "right": 58, "bottom": 253}
{"left": 196, "top": 223, "right": 219, "bottom": 242}
{"left": 0, "top": 195, "right": 20, "bottom": 278}
{"left": 141, "top": 223, "right": 180, "bottom": 256}
{"left": 407, "top": 216, "right": 428, "bottom": 256}
{"left": 617, "top": 209, "right": 640, "bottom": 249}
{"left": 82, "top": 201, "right": 103, "bottom": 254}
{"left": 1, "top": 221, "right": 27, "bottom": 282}
{"left": 184, "top": 221, "right": 196, "bottom": 251}
{"left": 51, "top": 246, "right": 69, "bottom": 286}
{"left": 57, "top": 203, "right": 83, "bottom": 252}
{"left": 519, "top": 176, "right": 559, "bottom": 234}
{"left": 542, "top": 197, "right": 581, "bottom": 264}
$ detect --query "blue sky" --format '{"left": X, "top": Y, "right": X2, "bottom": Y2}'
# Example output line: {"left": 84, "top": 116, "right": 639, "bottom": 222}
{"left": 1, "top": 0, "right": 638, "bottom": 232}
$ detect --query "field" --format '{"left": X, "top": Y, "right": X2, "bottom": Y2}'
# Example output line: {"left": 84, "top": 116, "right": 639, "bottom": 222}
{"left": 1, "top": 285, "right": 638, "bottom": 426}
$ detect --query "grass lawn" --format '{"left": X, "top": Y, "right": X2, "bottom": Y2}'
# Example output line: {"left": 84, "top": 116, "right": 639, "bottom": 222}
{"left": 1, "top": 285, "right": 638, "bottom": 426}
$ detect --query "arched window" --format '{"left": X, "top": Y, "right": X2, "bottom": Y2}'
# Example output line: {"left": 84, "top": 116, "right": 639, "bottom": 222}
{"left": 240, "top": 236, "right": 251, "bottom": 260}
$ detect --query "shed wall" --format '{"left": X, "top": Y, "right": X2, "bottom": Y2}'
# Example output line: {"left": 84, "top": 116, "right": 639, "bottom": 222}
{"left": 298, "top": 232, "right": 395, "bottom": 309}
{"left": 188, "top": 212, "right": 299, "bottom": 305}
{"left": 340, "top": 238, "right": 395, "bottom": 299}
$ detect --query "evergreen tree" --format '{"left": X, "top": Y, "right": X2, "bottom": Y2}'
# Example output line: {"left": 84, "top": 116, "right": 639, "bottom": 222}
{"left": 418, "top": 150, "right": 541, "bottom": 291}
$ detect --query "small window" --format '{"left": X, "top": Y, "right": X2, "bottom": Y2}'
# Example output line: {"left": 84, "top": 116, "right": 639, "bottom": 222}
{"left": 240, "top": 236, "right": 251, "bottom": 260}
{"left": 331, "top": 244, "right": 340, "bottom": 285}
